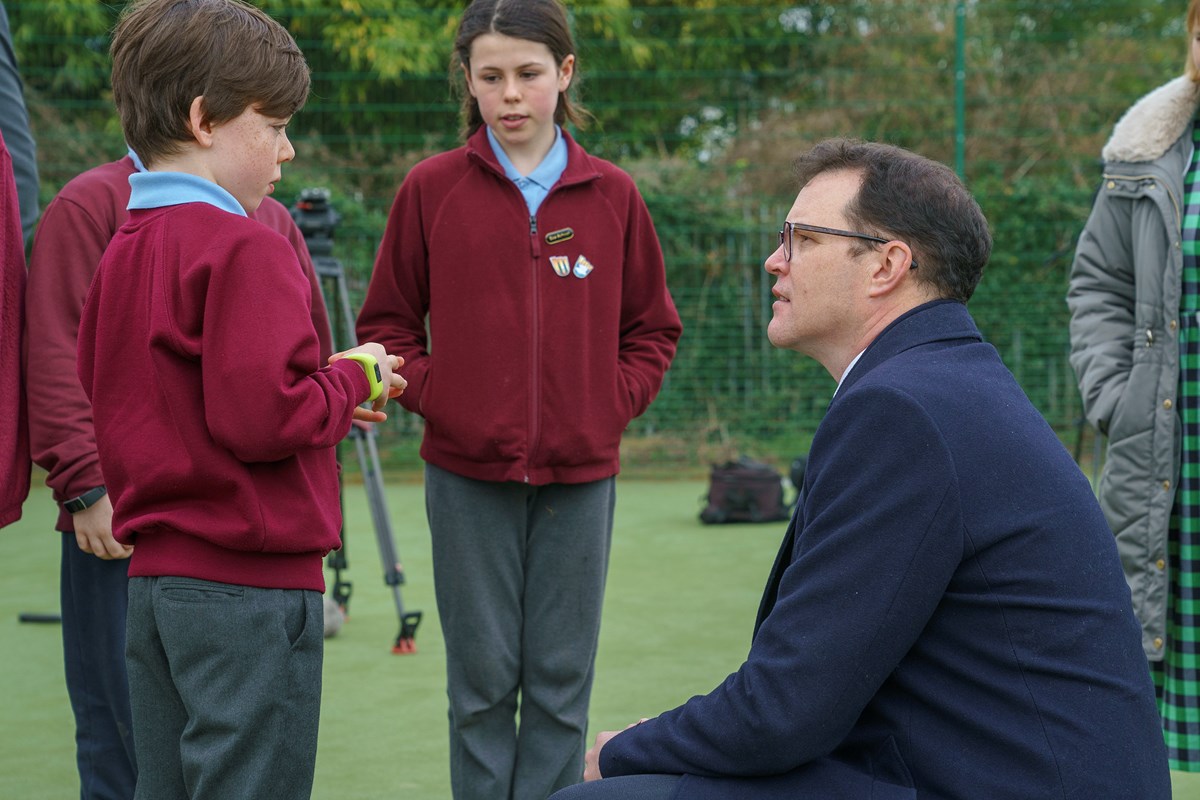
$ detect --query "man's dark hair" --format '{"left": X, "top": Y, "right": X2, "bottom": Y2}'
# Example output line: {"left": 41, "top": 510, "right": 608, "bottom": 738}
{"left": 111, "top": 0, "right": 310, "bottom": 168}
{"left": 793, "top": 138, "right": 992, "bottom": 303}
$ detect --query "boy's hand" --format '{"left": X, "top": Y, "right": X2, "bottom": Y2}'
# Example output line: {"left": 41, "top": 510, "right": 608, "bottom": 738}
{"left": 72, "top": 494, "right": 134, "bottom": 560}
{"left": 329, "top": 344, "right": 406, "bottom": 421}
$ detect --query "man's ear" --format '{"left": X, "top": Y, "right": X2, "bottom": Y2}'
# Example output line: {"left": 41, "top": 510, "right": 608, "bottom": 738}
{"left": 188, "top": 96, "right": 214, "bottom": 147}
{"left": 866, "top": 241, "right": 916, "bottom": 298}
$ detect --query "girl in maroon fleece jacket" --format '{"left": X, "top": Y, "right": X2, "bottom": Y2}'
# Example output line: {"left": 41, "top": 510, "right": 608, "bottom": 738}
{"left": 356, "top": 2, "right": 681, "bottom": 798}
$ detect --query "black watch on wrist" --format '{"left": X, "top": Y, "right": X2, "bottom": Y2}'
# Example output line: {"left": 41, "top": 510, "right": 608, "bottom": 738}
{"left": 64, "top": 485, "right": 107, "bottom": 514}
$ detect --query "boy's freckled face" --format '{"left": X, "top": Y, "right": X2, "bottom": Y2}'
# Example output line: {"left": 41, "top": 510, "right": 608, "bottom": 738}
{"left": 208, "top": 106, "right": 295, "bottom": 214}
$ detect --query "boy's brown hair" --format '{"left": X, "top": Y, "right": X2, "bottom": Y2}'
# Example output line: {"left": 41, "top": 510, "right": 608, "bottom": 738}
{"left": 111, "top": 0, "right": 310, "bottom": 167}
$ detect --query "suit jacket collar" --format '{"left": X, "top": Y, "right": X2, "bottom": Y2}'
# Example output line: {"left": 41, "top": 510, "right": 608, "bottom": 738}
{"left": 838, "top": 299, "right": 981, "bottom": 398}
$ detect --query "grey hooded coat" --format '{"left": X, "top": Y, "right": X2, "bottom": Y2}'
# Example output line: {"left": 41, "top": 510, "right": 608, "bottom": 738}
{"left": 1069, "top": 74, "right": 1200, "bottom": 660}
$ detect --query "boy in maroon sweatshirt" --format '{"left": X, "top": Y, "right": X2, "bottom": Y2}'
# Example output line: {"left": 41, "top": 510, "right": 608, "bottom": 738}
{"left": 75, "top": 2, "right": 404, "bottom": 797}
{"left": 26, "top": 149, "right": 334, "bottom": 800}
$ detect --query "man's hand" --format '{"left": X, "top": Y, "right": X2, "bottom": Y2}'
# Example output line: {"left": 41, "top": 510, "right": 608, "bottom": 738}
{"left": 584, "top": 730, "right": 620, "bottom": 781}
{"left": 584, "top": 719, "right": 650, "bottom": 781}
{"left": 72, "top": 494, "right": 132, "bottom": 560}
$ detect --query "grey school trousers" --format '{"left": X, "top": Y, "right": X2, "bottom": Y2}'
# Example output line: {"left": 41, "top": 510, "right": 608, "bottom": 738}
{"left": 126, "top": 576, "right": 323, "bottom": 800}
{"left": 425, "top": 464, "right": 616, "bottom": 800}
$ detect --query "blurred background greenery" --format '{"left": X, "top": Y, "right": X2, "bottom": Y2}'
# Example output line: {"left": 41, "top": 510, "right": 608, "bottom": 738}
{"left": 8, "top": 0, "right": 1181, "bottom": 476}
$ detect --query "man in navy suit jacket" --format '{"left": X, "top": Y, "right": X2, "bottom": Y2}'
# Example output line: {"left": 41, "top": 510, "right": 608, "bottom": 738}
{"left": 550, "top": 139, "right": 1170, "bottom": 800}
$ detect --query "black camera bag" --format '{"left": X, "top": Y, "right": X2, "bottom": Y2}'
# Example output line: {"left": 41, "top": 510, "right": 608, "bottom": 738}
{"left": 699, "top": 457, "right": 791, "bottom": 524}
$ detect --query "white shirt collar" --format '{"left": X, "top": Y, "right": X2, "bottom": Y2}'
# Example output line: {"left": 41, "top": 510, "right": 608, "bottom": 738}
{"left": 833, "top": 349, "right": 867, "bottom": 398}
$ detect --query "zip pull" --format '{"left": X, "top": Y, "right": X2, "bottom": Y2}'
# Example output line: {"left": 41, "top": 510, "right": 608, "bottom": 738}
{"left": 529, "top": 216, "right": 536, "bottom": 236}
{"left": 1146, "top": 328, "right": 1155, "bottom": 348}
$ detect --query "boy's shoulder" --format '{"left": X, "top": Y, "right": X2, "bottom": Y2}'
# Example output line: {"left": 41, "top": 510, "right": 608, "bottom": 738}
{"left": 110, "top": 203, "right": 302, "bottom": 298}
{"left": 36, "top": 156, "right": 137, "bottom": 241}
{"left": 123, "top": 202, "right": 291, "bottom": 259}
{"left": 58, "top": 156, "right": 137, "bottom": 202}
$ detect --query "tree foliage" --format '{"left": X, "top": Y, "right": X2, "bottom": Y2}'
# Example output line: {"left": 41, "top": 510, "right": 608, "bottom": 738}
{"left": 8, "top": 0, "right": 115, "bottom": 99}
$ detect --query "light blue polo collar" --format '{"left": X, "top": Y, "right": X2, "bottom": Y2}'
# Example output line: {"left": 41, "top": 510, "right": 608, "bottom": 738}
{"left": 126, "top": 147, "right": 246, "bottom": 217}
{"left": 486, "top": 125, "right": 567, "bottom": 216}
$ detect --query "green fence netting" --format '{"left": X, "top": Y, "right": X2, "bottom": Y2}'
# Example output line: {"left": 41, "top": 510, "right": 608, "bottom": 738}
{"left": 9, "top": 1, "right": 1181, "bottom": 476}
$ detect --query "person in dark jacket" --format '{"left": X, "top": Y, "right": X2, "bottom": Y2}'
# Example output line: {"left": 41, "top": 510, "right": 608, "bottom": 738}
{"left": 0, "top": 0, "right": 38, "bottom": 244}
{"left": 552, "top": 138, "right": 1171, "bottom": 800}
{"left": 355, "top": 1, "right": 680, "bottom": 797}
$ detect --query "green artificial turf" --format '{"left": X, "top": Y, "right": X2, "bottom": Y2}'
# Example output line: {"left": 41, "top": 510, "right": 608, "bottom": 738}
{"left": 4, "top": 479, "right": 1199, "bottom": 798}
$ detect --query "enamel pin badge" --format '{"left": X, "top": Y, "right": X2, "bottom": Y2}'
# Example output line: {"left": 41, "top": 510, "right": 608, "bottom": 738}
{"left": 550, "top": 256, "right": 571, "bottom": 277}
{"left": 545, "top": 227, "right": 574, "bottom": 245}
{"left": 549, "top": 254, "right": 595, "bottom": 279}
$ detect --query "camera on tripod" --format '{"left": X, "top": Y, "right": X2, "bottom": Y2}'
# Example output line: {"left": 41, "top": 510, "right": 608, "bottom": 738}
{"left": 290, "top": 187, "right": 341, "bottom": 259}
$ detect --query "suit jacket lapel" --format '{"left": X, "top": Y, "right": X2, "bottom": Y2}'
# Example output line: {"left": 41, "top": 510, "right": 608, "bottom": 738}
{"left": 839, "top": 299, "right": 979, "bottom": 397}
{"left": 753, "top": 506, "right": 800, "bottom": 640}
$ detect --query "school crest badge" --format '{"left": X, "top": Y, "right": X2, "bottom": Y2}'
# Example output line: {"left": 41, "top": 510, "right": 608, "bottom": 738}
{"left": 573, "top": 256, "right": 594, "bottom": 279}
{"left": 549, "top": 256, "right": 572, "bottom": 277}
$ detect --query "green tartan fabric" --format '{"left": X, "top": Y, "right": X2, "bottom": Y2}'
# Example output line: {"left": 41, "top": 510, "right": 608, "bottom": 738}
{"left": 1153, "top": 122, "right": 1200, "bottom": 771}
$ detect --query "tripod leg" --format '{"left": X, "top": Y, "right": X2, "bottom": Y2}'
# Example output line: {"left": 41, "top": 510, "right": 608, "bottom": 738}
{"left": 326, "top": 538, "right": 353, "bottom": 614}
{"left": 326, "top": 443, "right": 354, "bottom": 615}
{"left": 314, "top": 250, "right": 422, "bottom": 654}
{"left": 352, "top": 424, "right": 422, "bottom": 654}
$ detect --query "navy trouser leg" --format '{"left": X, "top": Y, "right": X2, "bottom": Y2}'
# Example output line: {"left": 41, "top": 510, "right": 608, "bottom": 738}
{"left": 548, "top": 775, "right": 680, "bottom": 800}
{"left": 60, "top": 532, "right": 137, "bottom": 800}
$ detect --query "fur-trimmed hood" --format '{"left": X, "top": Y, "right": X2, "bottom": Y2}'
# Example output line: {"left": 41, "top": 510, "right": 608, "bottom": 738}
{"left": 1103, "top": 75, "right": 1200, "bottom": 164}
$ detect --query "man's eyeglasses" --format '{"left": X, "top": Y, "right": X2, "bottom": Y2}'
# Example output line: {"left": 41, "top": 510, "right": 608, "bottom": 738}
{"left": 777, "top": 221, "right": 917, "bottom": 269}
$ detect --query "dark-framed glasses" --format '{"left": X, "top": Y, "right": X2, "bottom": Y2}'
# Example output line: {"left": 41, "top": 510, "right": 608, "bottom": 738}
{"left": 777, "top": 221, "right": 917, "bottom": 269}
